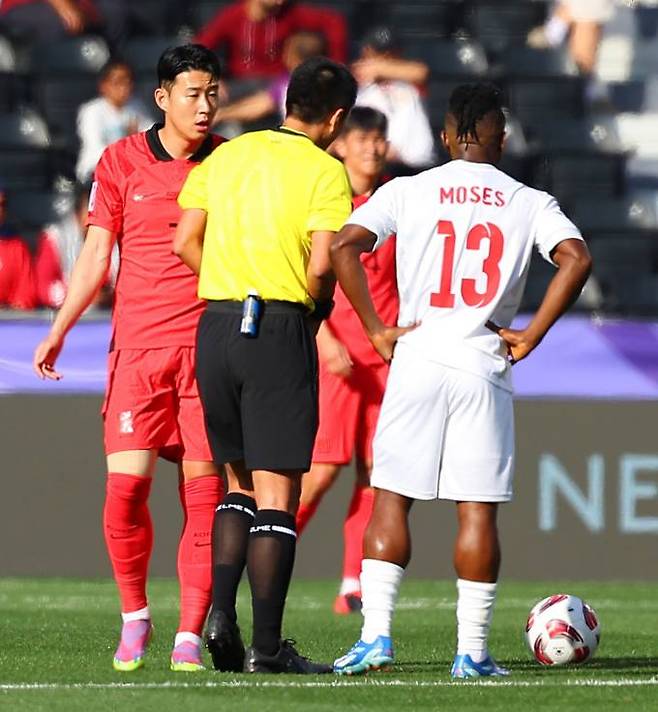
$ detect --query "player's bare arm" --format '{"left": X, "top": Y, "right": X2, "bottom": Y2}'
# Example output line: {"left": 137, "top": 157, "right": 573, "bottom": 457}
{"left": 492, "top": 238, "right": 592, "bottom": 364}
{"left": 331, "top": 223, "right": 415, "bottom": 363}
{"left": 173, "top": 208, "right": 207, "bottom": 276}
{"left": 33, "top": 225, "right": 116, "bottom": 380}
{"left": 316, "top": 321, "right": 353, "bottom": 378}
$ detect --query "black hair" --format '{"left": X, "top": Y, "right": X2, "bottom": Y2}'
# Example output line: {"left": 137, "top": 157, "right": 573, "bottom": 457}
{"left": 286, "top": 57, "right": 357, "bottom": 124}
{"left": 447, "top": 82, "right": 505, "bottom": 143}
{"left": 99, "top": 58, "right": 134, "bottom": 82}
{"left": 341, "top": 106, "right": 388, "bottom": 136}
{"left": 157, "top": 44, "right": 221, "bottom": 90}
{"left": 361, "top": 25, "right": 397, "bottom": 54}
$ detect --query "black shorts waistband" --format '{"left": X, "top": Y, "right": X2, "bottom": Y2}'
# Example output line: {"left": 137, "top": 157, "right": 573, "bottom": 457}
{"left": 205, "top": 299, "right": 309, "bottom": 315}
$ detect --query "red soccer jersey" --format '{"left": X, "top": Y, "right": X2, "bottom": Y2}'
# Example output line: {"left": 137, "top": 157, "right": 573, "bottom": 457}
{"left": 194, "top": 1, "right": 347, "bottom": 78}
{"left": 87, "top": 125, "right": 224, "bottom": 350}
{"left": 0, "top": 230, "right": 37, "bottom": 309}
{"left": 328, "top": 191, "right": 398, "bottom": 366}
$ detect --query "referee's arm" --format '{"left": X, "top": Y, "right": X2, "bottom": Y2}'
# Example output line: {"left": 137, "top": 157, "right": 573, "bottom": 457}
{"left": 307, "top": 230, "right": 336, "bottom": 302}
{"left": 173, "top": 208, "right": 207, "bottom": 276}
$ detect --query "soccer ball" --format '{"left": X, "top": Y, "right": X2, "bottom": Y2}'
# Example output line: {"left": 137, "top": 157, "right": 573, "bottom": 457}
{"left": 525, "top": 594, "right": 601, "bottom": 665}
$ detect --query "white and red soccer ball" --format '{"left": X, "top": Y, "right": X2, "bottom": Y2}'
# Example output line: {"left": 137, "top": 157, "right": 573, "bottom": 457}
{"left": 525, "top": 594, "right": 601, "bottom": 665}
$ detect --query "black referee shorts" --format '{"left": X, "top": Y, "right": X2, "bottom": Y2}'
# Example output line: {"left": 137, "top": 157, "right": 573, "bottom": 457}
{"left": 195, "top": 300, "right": 319, "bottom": 472}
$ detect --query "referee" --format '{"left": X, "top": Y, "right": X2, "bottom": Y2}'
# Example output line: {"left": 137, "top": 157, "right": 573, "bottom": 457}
{"left": 175, "top": 57, "right": 357, "bottom": 674}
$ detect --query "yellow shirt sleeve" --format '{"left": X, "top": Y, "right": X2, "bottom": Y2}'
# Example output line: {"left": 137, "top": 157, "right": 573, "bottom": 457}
{"left": 178, "top": 154, "right": 212, "bottom": 211}
{"left": 306, "top": 160, "right": 353, "bottom": 233}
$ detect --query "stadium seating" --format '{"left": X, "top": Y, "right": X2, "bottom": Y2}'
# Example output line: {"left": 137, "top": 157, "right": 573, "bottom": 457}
{"left": 589, "top": 237, "right": 658, "bottom": 314}
{"left": 379, "top": 1, "right": 461, "bottom": 40}
{"left": 464, "top": 0, "right": 549, "bottom": 55}
{"left": 0, "top": 110, "right": 53, "bottom": 191}
{"left": 528, "top": 118, "right": 627, "bottom": 200}
{"left": 0, "top": 34, "right": 22, "bottom": 112}
{"left": 495, "top": 47, "right": 585, "bottom": 125}
{"left": 28, "top": 36, "right": 110, "bottom": 150}
{"left": 569, "top": 192, "right": 658, "bottom": 236}
{"left": 6, "top": 188, "right": 75, "bottom": 234}
{"left": 123, "top": 36, "right": 182, "bottom": 78}
{"left": 403, "top": 36, "right": 488, "bottom": 77}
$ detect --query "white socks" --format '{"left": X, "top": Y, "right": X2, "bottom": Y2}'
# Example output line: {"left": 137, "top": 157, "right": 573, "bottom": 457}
{"left": 174, "top": 631, "right": 202, "bottom": 648}
{"left": 339, "top": 577, "right": 361, "bottom": 596}
{"left": 456, "top": 578, "right": 497, "bottom": 663}
{"left": 359, "top": 559, "right": 404, "bottom": 643}
{"left": 121, "top": 605, "right": 150, "bottom": 623}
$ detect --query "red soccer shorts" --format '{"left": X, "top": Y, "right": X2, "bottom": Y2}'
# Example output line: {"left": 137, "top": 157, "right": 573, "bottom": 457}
{"left": 312, "top": 358, "right": 389, "bottom": 465}
{"left": 102, "top": 346, "right": 213, "bottom": 462}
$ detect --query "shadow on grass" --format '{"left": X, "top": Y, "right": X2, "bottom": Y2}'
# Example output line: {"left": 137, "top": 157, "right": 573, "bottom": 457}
{"left": 396, "top": 656, "right": 658, "bottom": 675}
{"left": 585, "top": 656, "right": 658, "bottom": 672}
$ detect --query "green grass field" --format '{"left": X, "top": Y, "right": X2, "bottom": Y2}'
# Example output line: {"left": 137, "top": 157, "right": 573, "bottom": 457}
{"left": 1, "top": 578, "right": 657, "bottom": 711}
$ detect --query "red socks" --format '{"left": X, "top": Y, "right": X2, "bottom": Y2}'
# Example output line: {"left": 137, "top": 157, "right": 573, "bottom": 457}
{"left": 103, "top": 473, "right": 153, "bottom": 614}
{"left": 295, "top": 501, "right": 320, "bottom": 535}
{"left": 177, "top": 475, "right": 224, "bottom": 635}
{"left": 342, "top": 485, "right": 375, "bottom": 585}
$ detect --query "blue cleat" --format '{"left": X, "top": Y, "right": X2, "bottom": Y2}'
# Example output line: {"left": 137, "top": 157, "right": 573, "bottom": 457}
{"left": 333, "top": 636, "right": 394, "bottom": 675}
{"left": 451, "top": 653, "right": 510, "bottom": 679}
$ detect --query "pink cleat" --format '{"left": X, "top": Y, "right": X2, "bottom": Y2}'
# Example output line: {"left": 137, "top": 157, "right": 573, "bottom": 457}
{"left": 171, "top": 640, "right": 205, "bottom": 672}
{"left": 113, "top": 619, "right": 152, "bottom": 672}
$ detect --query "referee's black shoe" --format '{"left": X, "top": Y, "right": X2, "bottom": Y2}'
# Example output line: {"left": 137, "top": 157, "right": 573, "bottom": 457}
{"left": 243, "top": 639, "right": 333, "bottom": 674}
{"left": 205, "top": 608, "right": 245, "bottom": 672}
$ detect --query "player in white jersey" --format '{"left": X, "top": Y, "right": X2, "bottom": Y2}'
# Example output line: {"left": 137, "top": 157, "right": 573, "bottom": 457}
{"left": 331, "top": 83, "right": 592, "bottom": 678}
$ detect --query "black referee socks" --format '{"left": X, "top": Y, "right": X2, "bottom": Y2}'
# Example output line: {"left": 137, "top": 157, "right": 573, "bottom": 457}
{"left": 211, "top": 492, "right": 257, "bottom": 623}
{"left": 247, "top": 509, "right": 297, "bottom": 656}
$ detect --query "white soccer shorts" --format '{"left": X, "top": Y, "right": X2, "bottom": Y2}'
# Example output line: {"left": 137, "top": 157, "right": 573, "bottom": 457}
{"left": 371, "top": 343, "right": 515, "bottom": 502}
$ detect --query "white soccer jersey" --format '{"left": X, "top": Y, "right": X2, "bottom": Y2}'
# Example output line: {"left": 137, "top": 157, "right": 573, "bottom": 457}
{"left": 348, "top": 159, "right": 583, "bottom": 390}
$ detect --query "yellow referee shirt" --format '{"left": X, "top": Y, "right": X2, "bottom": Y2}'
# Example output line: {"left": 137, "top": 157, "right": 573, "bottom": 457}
{"left": 178, "top": 127, "right": 352, "bottom": 309}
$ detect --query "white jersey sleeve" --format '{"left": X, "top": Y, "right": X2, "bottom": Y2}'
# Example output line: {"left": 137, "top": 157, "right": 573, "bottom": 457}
{"left": 533, "top": 195, "right": 583, "bottom": 264}
{"left": 346, "top": 178, "right": 404, "bottom": 250}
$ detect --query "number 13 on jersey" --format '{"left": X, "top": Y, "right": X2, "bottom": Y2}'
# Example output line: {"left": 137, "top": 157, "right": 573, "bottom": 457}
{"left": 430, "top": 220, "right": 504, "bottom": 309}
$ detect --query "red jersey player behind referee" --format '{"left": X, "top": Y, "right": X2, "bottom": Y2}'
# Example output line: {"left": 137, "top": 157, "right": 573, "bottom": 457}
{"left": 33, "top": 45, "right": 225, "bottom": 673}
{"left": 296, "top": 106, "right": 399, "bottom": 613}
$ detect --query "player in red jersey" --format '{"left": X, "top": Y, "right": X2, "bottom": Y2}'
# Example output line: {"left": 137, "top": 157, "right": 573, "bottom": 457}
{"left": 296, "top": 107, "right": 399, "bottom": 613}
{"left": 33, "top": 45, "right": 225, "bottom": 673}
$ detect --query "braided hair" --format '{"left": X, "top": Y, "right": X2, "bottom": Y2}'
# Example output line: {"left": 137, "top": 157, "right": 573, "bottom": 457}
{"left": 448, "top": 83, "right": 505, "bottom": 144}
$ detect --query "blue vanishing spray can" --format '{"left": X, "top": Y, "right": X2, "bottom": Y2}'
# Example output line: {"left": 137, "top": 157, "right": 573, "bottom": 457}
{"left": 240, "top": 291, "right": 262, "bottom": 337}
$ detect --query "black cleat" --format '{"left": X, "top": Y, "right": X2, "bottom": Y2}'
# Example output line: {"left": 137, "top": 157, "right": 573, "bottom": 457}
{"left": 205, "top": 609, "right": 245, "bottom": 672}
{"left": 243, "top": 639, "right": 333, "bottom": 674}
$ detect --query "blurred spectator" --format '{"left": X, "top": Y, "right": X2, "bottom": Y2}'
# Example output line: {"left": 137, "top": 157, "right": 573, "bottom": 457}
{"left": 214, "top": 30, "right": 325, "bottom": 127}
{"left": 0, "top": 0, "right": 99, "bottom": 41}
{"left": 194, "top": 0, "right": 347, "bottom": 79}
{"left": 0, "top": 187, "right": 37, "bottom": 310}
{"left": 354, "top": 27, "right": 434, "bottom": 169}
{"left": 527, "top": 0, "right": 614, "bottom": 76}
{"left": 76, "top": 60, "right": 153, "bottom": 183}
{"left": 33, "top": 183, "right": 118, "bottom": 308}
{"left": 0, "top": 0, "right": 181, "bottom": 49}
